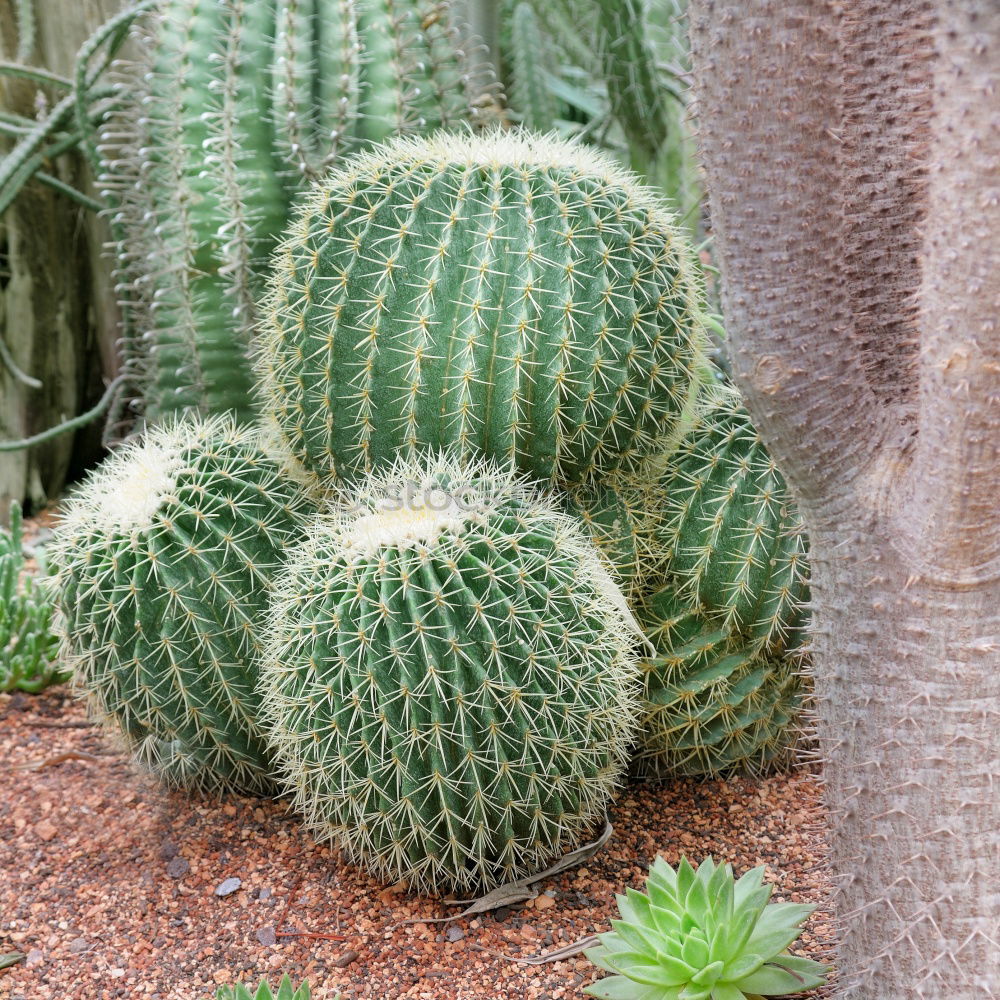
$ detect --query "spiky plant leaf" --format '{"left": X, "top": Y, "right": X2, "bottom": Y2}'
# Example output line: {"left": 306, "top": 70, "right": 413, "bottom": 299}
{"left": 260, "top": 452, "right": 641, "bottom": 893}
{"left": 585, "top": 857, "right": 829, "bottom": 999}
{"left": 215, "top": 974, "right": 315, "bottom": 1000}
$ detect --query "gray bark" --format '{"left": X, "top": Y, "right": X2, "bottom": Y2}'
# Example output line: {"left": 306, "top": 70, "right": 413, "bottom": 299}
{"left": 0, "top": 0, "right": 124, "bottom": 523}
{"left": 689, "top": 1, "right": 999, "bottom": 997}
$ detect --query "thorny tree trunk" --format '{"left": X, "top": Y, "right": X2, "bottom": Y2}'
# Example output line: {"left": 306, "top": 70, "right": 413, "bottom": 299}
{"left": 0, "top": 0, "right": 124, "bottom": 522}
{"left": 689, "top": 2, "right": 999, "bottom": 998}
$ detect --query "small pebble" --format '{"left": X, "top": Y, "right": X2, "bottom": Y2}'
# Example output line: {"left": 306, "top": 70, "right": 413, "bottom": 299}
{"left": 332, "top": 949, "right": 359, "bottom": 969}
{"left": 166, "top": 856, "right": 190, "bottom": 879}
{"left": 256, "top": 926, "right": 277, "bottom": 947}
{"left": 445, "top": 926, "right": 465, "bottom": 942}
{"left": 215, "top": 877, "right": 242, "bottom": 897}
{"left": 67, "top": 938, "right": 88, "bottom": 954}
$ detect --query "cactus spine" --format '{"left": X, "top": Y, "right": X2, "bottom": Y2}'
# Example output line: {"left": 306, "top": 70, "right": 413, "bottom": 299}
{"left": 260, "top": 453, "right": 641, "bottom": 893}
{"left": 104, "top": 0, "right": 484, "bottom": 426}
{"left": 51, "top": 416, "right": 315, "bottom": 793}
{"left": 257, "top": 130, "right": 707, "bottom": 488}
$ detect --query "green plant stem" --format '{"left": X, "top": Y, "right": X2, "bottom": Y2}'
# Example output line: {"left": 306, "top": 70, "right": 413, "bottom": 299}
{"left": 0, "top": 374, "right": 129, "bottom": 452}
{"left": 0, "top": 60, "right": 71, "bottom": 89}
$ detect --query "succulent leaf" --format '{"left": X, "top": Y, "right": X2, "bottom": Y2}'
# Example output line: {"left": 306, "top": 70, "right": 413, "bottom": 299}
{"left": 585, "top": 856, "right": 829, "bottom": 1000}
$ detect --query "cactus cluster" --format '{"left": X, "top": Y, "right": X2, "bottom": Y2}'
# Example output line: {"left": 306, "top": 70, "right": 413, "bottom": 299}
{"left": 256, "top": 130, "right": 707, "bottom": 488}
{"left": 51, "top": 416, "right": 316, "bottom": 793}
{"left": 216, "top": 976, "right": 316, "bottom": 1000}
{"left": 1, "top": 501, "right": 66, "bottom": 694}
{"left": 51, "top": 120, "right": 808, "bottom": 896}
{"left": 260, "top": 453, "right": 641, "bottom": 893}
{"left": 104, "top": 0, "right": 487, "bottom": 427}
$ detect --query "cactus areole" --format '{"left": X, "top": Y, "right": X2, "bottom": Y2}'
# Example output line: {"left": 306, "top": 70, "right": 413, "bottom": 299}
{"left": 257, "top": 130, "right": 707, "bottom": 488}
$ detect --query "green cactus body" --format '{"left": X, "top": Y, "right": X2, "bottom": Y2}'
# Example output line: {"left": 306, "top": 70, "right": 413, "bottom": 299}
{"left": 51, "top": 416, "right": 315, "bottom": 793}
{"left": 107, "top": 0, "right": 481, "bottom": 427}
{"left": 509, "top": 2, "right": 559, "bottom": 131}
{"left": 260, "top": 453, "right": 641, "bottom": 893}
{"left": 658, "top": 387, "right": 809, "bottom": 652}
{"left": 258, "top": 130, "right": 707, "bottom": 488}
{"left": 634, "top": 584, "right": 802, "bottom": 779}
{"left": 1, "top": 502, "right": 65, "bottom": 693}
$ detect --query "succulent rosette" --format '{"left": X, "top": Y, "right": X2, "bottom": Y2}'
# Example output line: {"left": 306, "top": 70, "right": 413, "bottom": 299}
{"left": 585, "top": 856, "right": 828, "bottom": 1000}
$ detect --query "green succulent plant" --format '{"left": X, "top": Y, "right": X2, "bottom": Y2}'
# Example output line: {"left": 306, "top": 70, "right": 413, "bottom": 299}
{"left": 260, "top": 452, "right": 641, "bottom": 893}
{"left": 51, "top": 415, "right": 316, "bottom": 793}
{"left": 104, "top": 0, "right": 487, "bottom": 427}
{"left": 632, "top": 585, "right": 802, "bottom": 779}
{"left": 256, "top": 128, "right": 708, "bottom": 489}
{"left": 585, "top": 855, "right": 829, "bottom": 1000}
{"left": 1, "top": 501, "right": 67, "bottom": 693}
{"left": 215, "top": 975, "right": 314, "bottom": 1000}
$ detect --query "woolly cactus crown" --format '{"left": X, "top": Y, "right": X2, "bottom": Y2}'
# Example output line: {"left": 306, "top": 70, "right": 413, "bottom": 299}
{"left": 259, "top": 452, "right": 642, "bottom": 892}
{"left": 256, "top": 129, "right": 708, "bottom": 487}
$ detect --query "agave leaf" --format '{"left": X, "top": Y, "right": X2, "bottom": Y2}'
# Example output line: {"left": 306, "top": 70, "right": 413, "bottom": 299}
{"left": 689, "top": 959, "right": 724, "bottom": 986}
{"left": 736, "top": 958, "right": 827, "bottom": 995}
{"left": 680, "top": 930, "right": 711, "bottom": 971}
{"left": 720, "top": 950, "right": 765, "bottom": 982}
{"left": 649, "top": 855, "right": 680, "bottom": 893}
{"left": 678, "top": 985, "right": 712, "bottom": 1000}
{"left": 709, "top": 984, "right": 747, "bottom": 1000}
{"left": 649, "top": 900, "right": 684, "bottom": 940}
{"left": 610, "top": 918, "right": 672, "bottom": 958}
{"left": 585, "top": 976, "right": 678, "bottom": 1000}
{"left": 607, "top": 949, "right": 693, "bottom": 987}
{"left": 585, "top": 943, "right": 618, "bottom": 974}
{"left": 732, "top": 867, "right": 767, "bottom": 907}
{"left": 742, "top": 904, "right": 815, "bottom": 960}
{"left": 706, "top": 860, "right": 734, "bottom": 919}
{"left": 676, "top": 857, "right": 697, "bottom": 903}
{"left": 620, "top": 886, "right": 656, "bottom": 925}
{"left": 719, "top": 905, "right": 759, "bottom": 961}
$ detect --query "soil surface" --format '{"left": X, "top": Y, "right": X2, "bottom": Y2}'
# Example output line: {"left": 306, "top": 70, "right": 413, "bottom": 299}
{"left": 0, "top": 687, "right": 836, "bottom": 1000}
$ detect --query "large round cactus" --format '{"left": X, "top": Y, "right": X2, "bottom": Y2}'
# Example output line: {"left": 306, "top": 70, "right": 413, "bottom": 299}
{"left": 656, "top": 386, "right": 809, "bottom": 652}
{"left": 106, "top": 0, "right": 484, "bottom": 425}
{"left": 257, "top": 130, "right": 708, "bottom": 487}
{"left": 260, "top": 453, "right": 641, "bottom": 893}
{"left": 633, "top": 583, "right": 803, "bottom": 779}
{"left": 51, "top": 416, "right": 316, "bottom": 793}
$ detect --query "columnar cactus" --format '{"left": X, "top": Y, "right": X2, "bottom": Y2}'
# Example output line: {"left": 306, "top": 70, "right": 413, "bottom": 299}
{"left": 256, "top": 130, "right": 708, "bottom": 487}
{"left": 260, "top": 453, "right": 641, "bottom": 893}
{"left": 656, "top": 386, "right": 809, "bottom": 652}
{"left": 633, "top": 584, "right": 803, "bottom": 779}
{"left": 51, "top": 416, "right": 316, "bottom": 793}
{"left": 104, "top": 0, "right": 484, "bottom": 426}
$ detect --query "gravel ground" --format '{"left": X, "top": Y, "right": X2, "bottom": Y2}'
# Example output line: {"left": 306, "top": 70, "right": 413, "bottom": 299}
{"left": 0, "top": 687, "right": 836, "bottom": 1000}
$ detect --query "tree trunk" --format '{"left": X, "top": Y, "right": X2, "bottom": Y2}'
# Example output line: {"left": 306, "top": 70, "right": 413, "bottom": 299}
{"left": 0, "top": 0, "right": 125, "bottom": 523}
{"left": 688, "top": 1, "right": 999, "bottom": 997}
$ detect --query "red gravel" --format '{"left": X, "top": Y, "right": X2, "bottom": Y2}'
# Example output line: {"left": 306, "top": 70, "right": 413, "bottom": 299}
{"left": 0, "top": 688, "right": 835, "bottom": 1000}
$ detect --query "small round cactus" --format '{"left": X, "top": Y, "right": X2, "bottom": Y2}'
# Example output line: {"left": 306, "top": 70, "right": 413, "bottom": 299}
{"left": 256, "top": 129, "right": 708, "bottom": 488}
{"left": 51, "top": 416, "right": 315, "bottom": 793}
{"left": 656, "top": 387, "right": 809, "bottom": 652}
{"left": 260, "top": 453, "right": 641, "bottom": 893}
{"left": 633, "top": 584, "right": 803, "bottom": 779}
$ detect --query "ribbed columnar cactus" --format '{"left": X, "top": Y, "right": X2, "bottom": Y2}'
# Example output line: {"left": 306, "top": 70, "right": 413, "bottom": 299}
{"left": 657, "top": 387, "right": 809, "bottom": 652}
{"left": 257, "top": 130, "right": 707, "bottom": 487}
{"left": 633, "top": 584, "right": 802, "bottom": 778}
{"left": 51, "top": 416, "right": 316, "bottom": 793}
{"left": 104, "top": 0, "right": 484, "bottom": 426}
{"left": 260, "top": 453, "right": 641, "bottom": 893}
